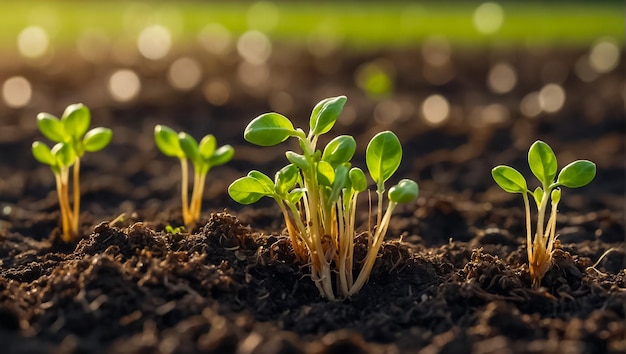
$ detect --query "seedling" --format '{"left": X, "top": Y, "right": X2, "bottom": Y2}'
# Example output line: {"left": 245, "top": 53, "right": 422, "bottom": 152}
{"left": 492, "top": 140, "right": 596, "bottom": 289}
{"left": 32, "top": 103, "right": 112, "bottom": 242}
{"left": 154, "top": 125, "right": 234, "bottom": 227}
{"left": 229, "top": 96, "right": 418, "bottom": 300}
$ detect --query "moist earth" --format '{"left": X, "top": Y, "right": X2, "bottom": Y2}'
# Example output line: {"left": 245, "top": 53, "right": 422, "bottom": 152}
{"left": 0, "top": 45, "right": 624, "bottom": 353}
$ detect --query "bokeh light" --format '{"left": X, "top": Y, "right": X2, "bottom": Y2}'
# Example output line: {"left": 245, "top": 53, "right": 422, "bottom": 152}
{"left": 2, "top": 76, "right": 32, "bottom": 108}
{"left": 473, "top": 2, "right": 504, "bottom": 35}
{"left": 355, "top": 60, "right": 395, "bottom": 98}
{"left": 167, "top": 57, "right": 202, "bottom": 91}
{"left": 17, "top": 26, "right": 49, "bottom": 58}
{"left": 421, "top": 94, "right": 450, "bottom": 125}
{"left": 538, "top": 84, "right": 566, "bottom": 113}
{"left": 488, "top": 62, "right": 517, "bottom": 94}
{"left": 520, "top": 92, "right": 541, "bottom": 118}
{"left": 589, "top": 39, "right": 620, "bottom": 74}
{"left": 108, "top": 69, "right": 141, "bottom": 102}
{"left": 237, "top": 30, "right": 272, "bottom": 65}
{"left": 137, "top": 25, "right": 172, "bottom": 60}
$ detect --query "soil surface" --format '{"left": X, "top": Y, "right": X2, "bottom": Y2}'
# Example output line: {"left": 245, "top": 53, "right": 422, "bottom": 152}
{"left": 0, "top": 44, "right": 625, "bottom": 354}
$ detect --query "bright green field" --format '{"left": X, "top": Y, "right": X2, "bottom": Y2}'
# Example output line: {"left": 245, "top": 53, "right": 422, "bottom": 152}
{"left": 0, "top": 1, "right": 621, "bottom": 51}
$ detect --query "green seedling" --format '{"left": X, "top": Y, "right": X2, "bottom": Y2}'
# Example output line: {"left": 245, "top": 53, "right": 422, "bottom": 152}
{"left": 492, "top": 140, "right": 596, "bottom": 289}
{"left": 229, "top": 96, "right": 418, "bottom": 300}
{"left": 32, "top": 103, "right": 112, "bottom": 242}
{"left": 155, "top": 125, "right": 234, "bottom": 227}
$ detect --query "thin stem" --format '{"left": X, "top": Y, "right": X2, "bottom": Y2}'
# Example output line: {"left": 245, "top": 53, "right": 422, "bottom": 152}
{"left": 349, "top": 201, "right": 397, "bottom": 296}
{"left": 72, "top": 157, "right": 81, "bottom": 236}
{"left": 56, "top": 169, "right": 74, "bottom": 242}
{"left": 191, "top": 171, "right": 207, "bottom": 222}
{"left": 179, "top": 158, "right": 190, "bottom": 225}
{"left": 522, "top": 193, "right": 532, "bottom": 264}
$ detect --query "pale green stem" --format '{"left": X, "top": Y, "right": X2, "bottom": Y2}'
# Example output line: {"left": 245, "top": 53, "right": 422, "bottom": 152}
{"left": 179, "top": 158, "right": 190, "bottom": 225}
{"left": 72, "top": 157, "right": 80, "bottom": 235}
{"left": 349, "top": 201, "right": 397, "bottom": 296}
{"left": 522, "top": 192, "right": 532, "bottom": 263}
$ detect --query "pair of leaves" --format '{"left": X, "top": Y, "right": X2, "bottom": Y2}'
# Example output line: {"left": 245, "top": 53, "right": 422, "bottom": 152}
{"left": 154, "top": 125, "right": 234, "bottom": 173}
{"left": 32, "top": 141, "right": 76, "bottom": 172}
{"left": 229, "top": 167, "right": 303, "bottom": 205}
{"left": 492, "top": 140, "right": 596, "bottom": 194}
{"left": 243, "top": 95, "right": 347, "bottom": 147}
{"left": 37, "top": 104, "right": 112, "bottom": 155}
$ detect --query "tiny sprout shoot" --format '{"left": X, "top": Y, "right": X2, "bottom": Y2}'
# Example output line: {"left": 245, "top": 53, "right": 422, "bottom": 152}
{"left": 492, "top": 140, "right": 596, "bottom": 289}
{"left": 33, "top": 103, "right": 112, "bottom": 242}
{"left": 155, "top": 125, "right": 234, "bottom": 227}
{"left": 229, "top": 96, "right": 419, "bottom": 300}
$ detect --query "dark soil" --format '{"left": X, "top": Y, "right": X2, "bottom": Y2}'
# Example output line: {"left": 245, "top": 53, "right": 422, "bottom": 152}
{"left": 0, "top": 44, "right": 624, "bottom": 354}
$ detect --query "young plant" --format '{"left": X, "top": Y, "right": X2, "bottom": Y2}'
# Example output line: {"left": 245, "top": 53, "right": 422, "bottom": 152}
{"left": 154, "top": 125, "right": 234, "bottom": 227}
{"left": 32, "top": 103, "right": 112, "bottom": 242}
{"left": 492, "top": 140, "right": 596, "bottom": 289}
{"left": 228, "top": 96, "right": 418, "bottom": 300}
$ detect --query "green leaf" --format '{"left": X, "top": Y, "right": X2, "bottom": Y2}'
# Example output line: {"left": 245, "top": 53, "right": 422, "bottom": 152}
{"left": 83, "top": 127, "right": 112, "bottom": 152}
{"left": 154, "top": 125, "right": 184, "bottom": 158}
{"left": 309, "top": 96, "right": 347, "bottom": 136}
{"left": 52, "top": 142, "right": 76, "bottom": 167}
{"left": 248, "top": 170, "right": 275, "bottom": 194}
{"left": 317, "top": 160, "right": 335, "bottom": 187}
{"left": 286, "top": 151, "right": 310, "bottom": 170}
{"left": 528, "top": 140, "right": 557, "bottom": 186}
{"left": 321, "top": 135, "right": 356, "bottom": 167}
{"left": 275, "top": 164, "right": 299, "bottom": 196}
{"left": 551, "top": 188, "right": 561, "bottom": 204}
{"left": 37, "top": 113, "right": 66, "bottom": 142}
{"left": 329, "top": 164, "right": 349, "bottom": 203}
{"left": 288, "top": 188, "right": 305, "bottom": 204}
{"left": 208, "top": 145, "right": 234, "bottom": 167}
{"left": 178, "top": 133, "right": 200, "bottom": 163}
{"left": 557, "top": 160, "right": 596, "bottom": 188}
{"left": 349, "top": 167, "right": 367, "bottom": 192}
{"left": 62, "top": 103, "right": 91, "bottom": 139}
{"left": 244, "top": 113, "right": 296, "bottom": 146}
{"left": 491, "top": 165, "right": 527, "bottom": 194}
{"left": 32, "top": 141, "right": 56, "bottom": 166}
{"left": 533, "top": 186, "right": 544, "bottom": 208}
{"left": 228, "top": 176, "right": 273, "bottom": 204}
{"left": 388, "top": 179, "right": 419, "bottom": 204}
{"left": 198, "top": 134, "right": 217, "bottom": 159}
{"left": 366, "top": 131, "right": 402, "bottom": 184}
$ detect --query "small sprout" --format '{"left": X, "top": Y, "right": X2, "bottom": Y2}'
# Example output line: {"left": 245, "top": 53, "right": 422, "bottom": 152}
{"left": 33, "top": 104, "right": 112, "bottom": 242}
{"left": 154, "top": 125, "right": 234, "bottom": 227}
{"left": 492, "top": 140, "right": 596, "bottom": 289}
{"left": 229, "top": 96, "right": 418, "bottom": 300}
{"left": 165, "top": 225, "right": 185, "bottom": 234}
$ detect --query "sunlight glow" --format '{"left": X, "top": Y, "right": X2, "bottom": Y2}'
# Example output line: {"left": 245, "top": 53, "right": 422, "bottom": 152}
{"left": 17, "top": 26, "right": 49, "bottom": 58}
{"left": 168, "top": 57, "right": 202, "bottom": 91}
{"left": 473, "top": 2, "right": 504, "bottom": 35}
{"left": 108, "top": 69, "right": 141, "bottom": 102}
{"left": 422, "top": 94, "right": 449, "bottom": 125}
{"left": 137, "top": 25, "right": 172, "bottom": 60}
{"left": 2, "top": 76, "right": 32, "bottom": 108}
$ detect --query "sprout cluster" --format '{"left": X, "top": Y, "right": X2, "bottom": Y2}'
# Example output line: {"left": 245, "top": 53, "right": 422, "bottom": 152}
{"left": 492, "top": 140, "right": 596, "bottom": 289}
{"left": 32, "top": 104, "right": 112, "bottom": 242}
{"left": 229, "top": 96, "right": 418, "bottom": 299}
{"left": 155, "top": 125, "right": 234, "bottom": 227}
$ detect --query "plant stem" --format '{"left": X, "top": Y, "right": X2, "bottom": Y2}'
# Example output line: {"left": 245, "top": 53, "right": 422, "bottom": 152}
{"left": 179, "top": 158, "right": 190, "bottom": 225}
{"left": 72, "top": 157, "right": 81, "bottom": 236}
{"left": 349, "top": 201, "right": 396, "bottom": 296}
